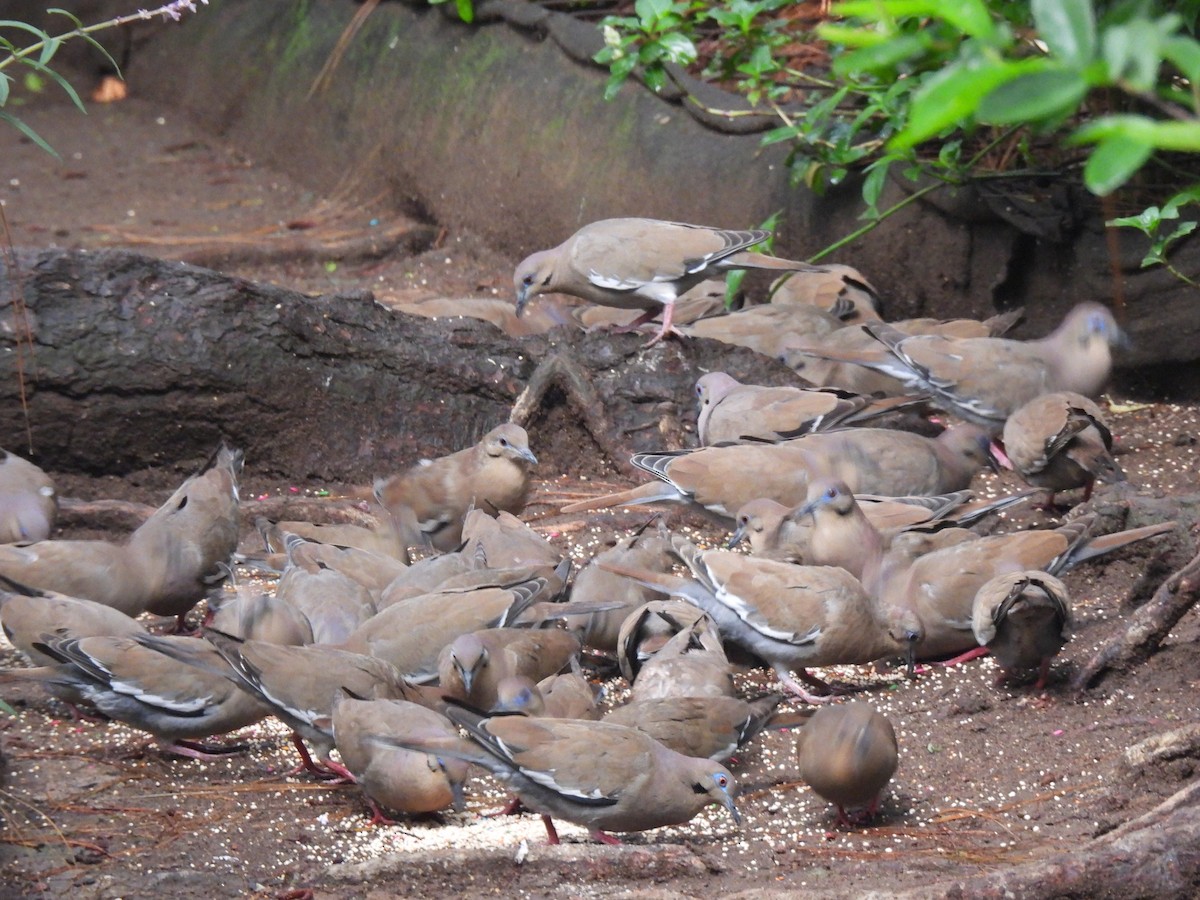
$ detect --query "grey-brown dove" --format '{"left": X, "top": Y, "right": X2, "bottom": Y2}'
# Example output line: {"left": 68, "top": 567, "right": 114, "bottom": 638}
{"left": 338, "top": 568, "right": 564, "bottom": 680}
{"left": 0, "top": 449, "right": 57, "bottom": 543}
{"left": 257, "top": 517, "right": 408, "bottom": 561}
{"left": 329, "top": 694, "right": 469, "bottom": 823}
{"left": 3, "top": 634, "right": 270, "bottom": 759}
{"left": 372, "top": 702, "right": 740, "bottom": 844}
{"left": 813, "top": 303, "right": 1126, "bottom": 431}
{"left": 561, "top": 424, "right": 992, "bottom": 520}
{"left": 797, "top": 702, "right": 898, "bottom": 825}
{"left": 616, "top": 600, "right": 733, "bottom": 700}
{"left": 794, "top": 485, "right": 1174, "bottom": 666}
{"left": 374, "top": 423, "right": 537, "bottom": 557}
{"left": 695, "top": 371, "right": 922, "bottom": 445}
{"left": 492, "top": 671, "right": 602, "bottom": 720}
{"left": 436, "top": 627, "right": 581, "bottom": 711}
{"left": 513, "top": 217, "right": 830, "bottom": 346}
{"left": 1002, "top": 391, "right": 1125, "bottom": 506}
{"left": 154, "top": 628, "right": 431, "bottom": 778}
{"left": 602, "top": 535, "right": 904, "bottom": 703}
{"left": 769, "top": 263, "right": 882, "bottom": 324}
{"left": 603, "top": 693, "right": 796, "bottom": 762}
{"left": 274, "top": 547, "right": 377, "bottom": 645}
{"left": 459, "top": 508, "right": 563, "bottom": 569}
{"left": 972, "top": 570, "right": 1072, "bottom": 690}
{"left": 0, "top": 576, "right": 145, "bottom": 667}
{"left": 679, "top": 303, "right": 846, "bottom": 358}
{"left": 0, "top": 444, "right": 241, "bottom": 626}
{"left": 558, "top": 522, "right": 673, "bottom": 653}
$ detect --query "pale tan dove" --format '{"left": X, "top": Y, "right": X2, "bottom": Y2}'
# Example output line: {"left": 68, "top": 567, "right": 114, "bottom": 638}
{"left": 0, "top": 449, "right": 57, "bottom": 543}
{"left": 695, "top": 371, "right": 922, "bottom": 445}
{"left": 513, "top": 217, "right": 830, "bottom": 346}
{"left": 561, "top": 424, "right": 993, "bottom": 520}
{"left": 1002, "top": 391, "right": 1125, "bottom": 506}
{"left": 781, "top": 308, "right": 1025, "bottom": 394}
{"left": 972, "top": 570, "right": 1072, "bottom": 690}
{"left": 274, "top": 549, "right": 377, "bottom": 645}
{"left": 0, "top": 576, "right": 145, "bottom": 667}
{"left": 329, "top": 694, "right": 469, "bottom": 823}
{"left": 0, "top": 445, "right": 241, "bottom": 627}
{"left": 459, "top": 508, "right": 562, "bottom": 568}
{"left": 371, "top": 703, "right": 740, "bottom": 844}
{"left": 797, "top": 701, "right": 898, "bottom": 825}
{"left": 807, "top": 303, "right": 1126, "bottom": 431}
{"left": 374, "top": 423, "right": 537, "bottom": 557}
{"left": 257, "top": 516, "right": 408, "bottom": 561}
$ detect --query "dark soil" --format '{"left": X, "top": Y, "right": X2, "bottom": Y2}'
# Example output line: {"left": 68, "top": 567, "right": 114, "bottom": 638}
{"left": 2, "top": 91, "right": 1200, "bottom": 899}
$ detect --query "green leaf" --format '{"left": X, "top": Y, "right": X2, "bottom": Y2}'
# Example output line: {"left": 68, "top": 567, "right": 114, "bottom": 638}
{"left": 1071, "top": 115, "right": 1200, "bottom": 151}
{"left": 977, "top": 68, "right": 1089, "bottom": 124}
{"left": 22, "top": 71, "right": 45, "bottom": 93}
{"left": 0, "top": 108, "right": 59, "bottom": 157}
{"left": 1032, "top": 0, "right": 1096, "bottom": 67}
{"left": 1107, "top": 207, "right": 1161, "bottom": 235}
{"left": 1102, "top": 20, "right": 1162, "bottom": 91}
{"left": 1083, "top": 135, "right": 1152, "bottom": 195}
{"left": 815, "top": 24, "right": 892, "bottom": 49}
{"left": 861, "top": 154, "right": 897, "bottom": 217}
{"left": 831, "top": 34, "right": 926, "bottom": 76}
{"left": 635, "top": 0, "right": 672, "bottom": 28}
{"left": 891, "top": 58, "right": 1038, "bottom": 150}
{"left": 657, "top": 32, "right": 697, "bottom": 64}
{"left": 724, "top": 268, "right": 747, "bottom": 309}
{"left": 1162, "top": 185, "right": 1200, "bottom": 217}
{"left": 455, "top": 0, "right": 474, "bottom": 24}
{"left": 1162, "top": 35, "right": 1200, "bottom": 85}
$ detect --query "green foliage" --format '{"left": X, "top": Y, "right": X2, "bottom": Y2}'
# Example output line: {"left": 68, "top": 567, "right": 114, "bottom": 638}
{"left": 1108, "top": 185, "right": 1200, "bottom": 284}
{"left": 595, "top": 0, "right": 1200, "bottom": 279}
{"left": 429, "top": 0, "right": 476, "bottom": 25}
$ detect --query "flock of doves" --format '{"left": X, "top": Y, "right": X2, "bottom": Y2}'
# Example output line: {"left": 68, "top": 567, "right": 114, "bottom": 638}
{"left": 0, "top": 217, "right": 1179, "bottom": 846}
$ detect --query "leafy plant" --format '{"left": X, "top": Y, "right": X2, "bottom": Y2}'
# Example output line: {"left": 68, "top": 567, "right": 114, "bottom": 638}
{"left": 596, "top": 0, "right": 699, "bottom": 100}
{"left": 596, "top": 0, "right": 1200, "bottom": 278}
{"left": 0, "top": 2, "right": 209, "bottom": 157}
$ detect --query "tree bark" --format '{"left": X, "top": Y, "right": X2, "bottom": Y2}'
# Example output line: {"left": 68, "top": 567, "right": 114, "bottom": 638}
{"left": 0, "top": 248, "right": 799, "bottom": 481}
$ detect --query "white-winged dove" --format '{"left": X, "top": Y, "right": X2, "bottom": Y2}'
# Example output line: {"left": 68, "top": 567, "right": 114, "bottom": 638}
{"left": 809, "top": 303, "right": 1126, "bottom": 431}
{"left": 257, "top": 517, "right": 408, "bottom": 561}
{"left": 330, "top": 694, "right": 469, "bottom": 824}
{"left": 789, "top": 478, "right": 1168, "bottom": 667}
{"left": 568, "top": 278, "right": 730, "bottom": 331}
{"left": 695, "top": 371, "right": 922, "bottom": 445}
{"left": 561, "top": 424, "right": 992, "bottom": 520}
{"left": 769, "top": 263, "right": 882, "bottom": 324}
{"left": 603, "top": 693, "right": 796, "bottom": 762}
{"left": 372, "top": 702, "right": 741, "bottom": 844}
{"left": 972, "top": 570, "right": 1072, "bottom": 690}
{"left": 0, "top": 576, "right": 145, "bottom": 667}
{"left": 1002, "top": 391, "right": 1125, "bottom": 506}
{"left": 513, "top": 217, "right": 830, "bottom": 346}
{"left": 602, "top": 535, "right": 904, "bottom": 703}
{"left": 0, "top": 449, "right": 57, "bottom": 543}
{"left": 436, "top": 626, "right": 581, "bottom": 711}
{"left": 559, "top": 521, "right": 674, "bottom": 653}
{"left": 3, "top": 634, "right": 271, "bottom": 759}
{"left": 155, "top": 628, "right": 432, "bottom": 778}
{"left": 337, "top": 568, "right": 563, "bottom": 681}
{"left": 254, "top": 529, "right": 409, "bottom": 599}
{"left": 205, "top": 575, "right": 314, "bottom": 647}
{"left": 274, "top": 544, "right": 377, "bottom": 645}
{"left": 374, "top": 423, "right": 537, "bottom": 557}
{"left": 617, "top": 601, "right": 734, "bottom": 701}
{"left": 0, "top": 444, "right": 241, "bottom": 626}
{"left": 780, "top": 307, "right": 1025, "bottom": 396}
{"left": 492, "top": 671, "right": 603, "bottom": 720}
{"left": 679, "top": 303, "right": 846, "bottom": 358}
{"left": 459, "top": 508, "right": 563, "bottom": 569}
{"left": 797, "top": 701, "right": 898, "bottom": 825}
{"left": 729, "top": 487, "right": 1035, "bottom": 564}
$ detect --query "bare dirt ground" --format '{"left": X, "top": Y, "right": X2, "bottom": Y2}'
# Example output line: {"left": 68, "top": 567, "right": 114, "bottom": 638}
{"left": 2, "top": 93, "right": 1200, "bottom": 899}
